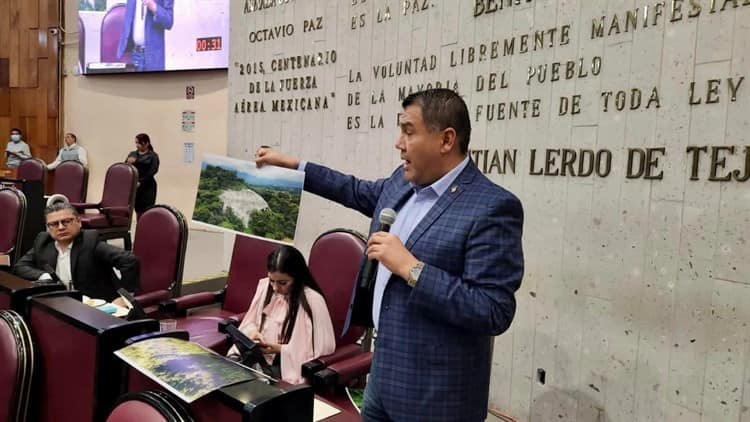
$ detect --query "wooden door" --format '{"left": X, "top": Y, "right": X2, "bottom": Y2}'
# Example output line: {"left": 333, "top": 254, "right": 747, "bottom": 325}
{"left": 0, "top": 0, "right": 60, "bottom": 173}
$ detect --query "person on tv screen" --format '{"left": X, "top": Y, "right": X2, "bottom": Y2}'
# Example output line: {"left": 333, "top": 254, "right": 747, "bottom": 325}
{"left": 126, "top": 133, "right": 160, "bottom": 219}
{"left": 227, "top": 245, "right": 335, "bottom": 384}
{"left": 47, "top": 133, "right": 88, "bottom": 170}
{"left": 4, "top": 128, "right": 31, "bottom": 169}
{"left": 116, "top": 0, "right": 174, "bottom": 71}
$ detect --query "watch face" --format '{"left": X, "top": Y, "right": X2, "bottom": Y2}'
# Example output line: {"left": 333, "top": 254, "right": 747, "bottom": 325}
{"left": 408, "top": 263, "right": 423, "bottom": 286}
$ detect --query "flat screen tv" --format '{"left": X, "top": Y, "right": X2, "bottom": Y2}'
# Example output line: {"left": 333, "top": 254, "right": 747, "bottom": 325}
{"left": 78, "top": 0, "right": 229, "bottom": 74}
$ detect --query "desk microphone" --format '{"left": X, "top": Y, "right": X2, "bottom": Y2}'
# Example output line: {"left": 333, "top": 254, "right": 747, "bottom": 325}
{"left": 360, "top": 208, "right": 397, "bottom": 289}
{"left": 43, "top": 264, "right": 61, "bottom": 283}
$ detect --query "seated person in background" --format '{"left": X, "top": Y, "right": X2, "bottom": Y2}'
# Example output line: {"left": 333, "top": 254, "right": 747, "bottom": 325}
{"left": 4, "top": 128, "right": 31, "bottom": 169}
{"left": 13, "top": 200, "right": 139, "bottom": 302}
{"left": 227, "top": 245, "right": 335, "bottom": 384}
{"left": 47, "top": 132, "right": 88, "bottom": 170}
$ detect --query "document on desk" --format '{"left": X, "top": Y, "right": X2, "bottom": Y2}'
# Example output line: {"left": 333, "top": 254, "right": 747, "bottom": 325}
{"left": 314, "top": 398, "right": 341, "bottom": 421}
{"left": 115, "top": 337, "right": 254, "bottom": 402}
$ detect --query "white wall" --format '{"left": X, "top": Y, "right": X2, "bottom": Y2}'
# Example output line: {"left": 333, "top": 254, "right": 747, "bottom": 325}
{"left": 63, "top": 0, "right": 233, "bottom": 272}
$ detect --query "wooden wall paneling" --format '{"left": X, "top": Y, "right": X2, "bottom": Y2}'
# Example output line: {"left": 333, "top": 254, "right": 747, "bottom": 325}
{"left": 39, "top": 0, "right": 49, "bottom": 35}
{"left": 0, "top": 87, "right": 9, "bottom": 116}
{"left": 8, "top": 1, "right": 20, "bottom": 87}
{"left": 10, "top": 87, "right": 32, "bottom": 116}
{"left": 45, "top": 27, "right": 58, "bottom": 117}
{"left": 0, "top": 58, "right": 9, "bottom": 88}
{"left": 0, "top": 117, "right": 9, "bottom": 141}
{"left": 18, "top": 0, "right": 38, "bottom": 30}
{"left": 19, "top": 29, "right": 38, "bottom": 88}
{"left": 0, "top": 0, "right": 61, "bottom": 176}
{"left": 44, "top": 0, "right": 58, "bottom": 28}
{"left": 35, "top": 29, "right": 49, "bottom": 59}
{"left": 0, "top": 1, "right": 9, "bottom": 57}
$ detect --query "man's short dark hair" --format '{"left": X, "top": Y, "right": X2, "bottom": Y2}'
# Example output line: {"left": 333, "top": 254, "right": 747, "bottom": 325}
{"left": 402, "top": 89, "right": 471, "bottom": 154}
{"left": 44, "top": 200, "right": 79, "bottom": 217}
{"left": 10, "top": 128, "right": 22, "bottom": 135}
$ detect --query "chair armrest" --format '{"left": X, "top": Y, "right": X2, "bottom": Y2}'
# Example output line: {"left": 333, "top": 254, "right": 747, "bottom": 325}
{"left": 317, "top": 344, "right": 364, "bottom": 366}
{"left": 70, "top": 202, "right": 100, "bottom": 210}
{"left": 101, "top": 206, "right": 131, "bottom": 217}
{"left": 159, "top": 291, "right": 219, "bottom": 315}
{"left": 229, "top": 311, "right": 245, "bottom": 323}
{"left": 302, "top": 344, "right": 364, "bottom": 379}
{"left": 313, "top": 352, "right": 372, "bottom": 388}
{"left": 134, "top": 290, "right": 170, "bottom": 308}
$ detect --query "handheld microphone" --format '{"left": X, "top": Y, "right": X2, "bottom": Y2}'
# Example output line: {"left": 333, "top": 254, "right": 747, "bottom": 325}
{"left": 360, "top": 208, "right": 397, "bottom": 289}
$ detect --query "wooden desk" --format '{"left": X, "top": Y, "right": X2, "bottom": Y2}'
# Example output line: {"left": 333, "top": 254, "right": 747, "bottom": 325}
{"left": 0, "top": 270, "right": 65, "bottom": 316}
{"left": 123, "top": 333, "right": 362, "bottom": 421}
{"left": 28, "top": 295, "right": 159, "bottom": 421}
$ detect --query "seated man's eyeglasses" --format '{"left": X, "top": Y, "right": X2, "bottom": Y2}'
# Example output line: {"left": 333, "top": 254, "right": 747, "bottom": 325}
{"left": 46, "top": 217, "right": 77, "bottom": 229}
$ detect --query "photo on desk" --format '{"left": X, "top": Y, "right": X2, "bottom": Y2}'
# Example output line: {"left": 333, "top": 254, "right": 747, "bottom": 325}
{"left": 193, "top": 154, "right": 304, "bottom": 243}
{"left": 115, "top": 337, "right": 254, "bottom": 403}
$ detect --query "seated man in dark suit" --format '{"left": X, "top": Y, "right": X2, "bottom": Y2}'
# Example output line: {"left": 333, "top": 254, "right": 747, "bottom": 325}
{"left": 13, "top": 201, "right": 139, "bottom": 301}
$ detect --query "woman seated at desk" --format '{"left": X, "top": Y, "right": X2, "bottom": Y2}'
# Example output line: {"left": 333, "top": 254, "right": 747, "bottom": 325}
{"left": 228, "top": 245, "right": 335, "bottom": 384}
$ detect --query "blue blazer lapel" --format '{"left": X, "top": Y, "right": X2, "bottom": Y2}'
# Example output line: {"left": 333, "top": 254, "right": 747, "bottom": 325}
{"left": 405, "top": 162, "right": 478, "bottom": 250}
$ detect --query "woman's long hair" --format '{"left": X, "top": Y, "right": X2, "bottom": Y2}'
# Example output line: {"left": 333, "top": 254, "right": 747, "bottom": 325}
{"left": 260, "top": 245, "right": 325, "bottom": 345}
{"left": 135, "top": 133, "right": 154, "bottom": 151}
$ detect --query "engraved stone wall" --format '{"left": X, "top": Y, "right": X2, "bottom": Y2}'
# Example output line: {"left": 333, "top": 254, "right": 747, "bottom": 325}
{"left": 229, "top": 1, "right": 750, "bottom": 419}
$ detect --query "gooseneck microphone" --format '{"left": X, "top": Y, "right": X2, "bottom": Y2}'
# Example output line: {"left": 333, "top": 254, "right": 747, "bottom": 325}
{"left": 360, "top": 208, "right": 398, "bottom": 289}
{"left": 43, "top": 264, "right": 61, "bottom": 283}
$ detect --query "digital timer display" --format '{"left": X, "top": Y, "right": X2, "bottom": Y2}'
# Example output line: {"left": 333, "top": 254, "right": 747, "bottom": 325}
{"left": 196, "top": 36, "right": 222, "bottom": 52}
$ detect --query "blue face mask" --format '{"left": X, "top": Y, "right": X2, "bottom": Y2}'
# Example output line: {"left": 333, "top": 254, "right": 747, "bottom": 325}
{"left": 10, "top": 134, "right": 21, "bottom": 142}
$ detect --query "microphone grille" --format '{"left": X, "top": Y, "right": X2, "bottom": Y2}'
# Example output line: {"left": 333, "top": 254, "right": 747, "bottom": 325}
{"left": 379, "top": 208, "right": 397, "bottom": 225}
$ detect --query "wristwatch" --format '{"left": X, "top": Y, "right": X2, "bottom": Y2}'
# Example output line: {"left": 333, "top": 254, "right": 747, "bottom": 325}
{"left": 406, "top": 262, "right": 425, "bottom": 288}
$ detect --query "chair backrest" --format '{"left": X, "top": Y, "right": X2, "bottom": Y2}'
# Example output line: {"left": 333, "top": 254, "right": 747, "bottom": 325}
{"left": 0, "top": 187, "right": 27, "bottom": 264}
{"left": 308, "top": 229, "right": 367, "bottom": 346}
{"left": 222, "top": 235, "right": 282, "bottom": 314}
{"left": 133, "top": 205, "right": 189, "bottom": 297}
{"left": 100, "top": 162, "right": 138, "bottom": 226}
{"left": 100, "top": 4, "right": 129, "bottom": 63}
{"left": 17, "top": 158, "right": 47, "bottom": 185}
{"left": 0, "top": 310, "right": 35, "bottom": 422}
{"left": 107, "top": 391, "right": 193, "bottom": 422}
{"left": 52, "top": 161, "right": 88, "bottom": 203}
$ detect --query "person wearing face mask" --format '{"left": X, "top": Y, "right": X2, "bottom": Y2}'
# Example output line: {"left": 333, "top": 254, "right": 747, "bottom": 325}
{"left": 126, "top": 133, "right": 159, "bottom": 218}
{"left": 4, "top": 128, "right": 31, "bottom": 169}
{"left": 47, "top": 133, "right": 88, "bottom": 170}
{"left": 227, "top": 245, "right": 335, "bottom": 384}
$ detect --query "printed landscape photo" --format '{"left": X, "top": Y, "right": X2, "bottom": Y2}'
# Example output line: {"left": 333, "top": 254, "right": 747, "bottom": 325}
{"left": 193, "top": 154, "right": 304, "bottom": 242}
{"left": 115, "top": 337, "right": 255, "bottom": 402}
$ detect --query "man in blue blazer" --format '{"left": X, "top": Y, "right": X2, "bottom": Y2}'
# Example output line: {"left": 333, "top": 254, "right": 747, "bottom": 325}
{"left": 116, "top": 0, "right": 174, "bottom": 71}
{"left": 256, "top": 88, "right": 524, "bottom": 421}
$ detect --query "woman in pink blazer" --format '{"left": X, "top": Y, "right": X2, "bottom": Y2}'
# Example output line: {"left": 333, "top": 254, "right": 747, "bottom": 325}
{"left": 228, "top": 245, "right": 335, "bottom": 384}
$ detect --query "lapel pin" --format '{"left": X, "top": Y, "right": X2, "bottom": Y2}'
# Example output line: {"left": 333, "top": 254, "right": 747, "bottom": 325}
{"left": 450, "top": 185, "right": 458, "bottom": 193}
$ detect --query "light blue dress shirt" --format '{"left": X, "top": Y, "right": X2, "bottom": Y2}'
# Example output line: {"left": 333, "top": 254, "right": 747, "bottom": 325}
{"left": 299, "top": 156, "right": 471, "bottom": 330}
{"left": 371, "top": 156, "right": 470, "bottom": 330}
